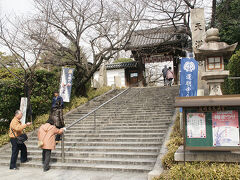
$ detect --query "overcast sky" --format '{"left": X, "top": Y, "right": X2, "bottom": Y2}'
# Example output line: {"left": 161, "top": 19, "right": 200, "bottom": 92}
{"left": 0, "top": 0, "right": 34, "bottom": 16}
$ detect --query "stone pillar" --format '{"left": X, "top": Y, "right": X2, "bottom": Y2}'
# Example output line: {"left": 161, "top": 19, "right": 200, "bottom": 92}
{"left": 114, "top": 76, "right": 122, "bottom": 88}
{"left": 190, "top": 8, "right": 207, "bottom": 95}
{"left": 98, "top": 63, "right": 107, "bottom": 87}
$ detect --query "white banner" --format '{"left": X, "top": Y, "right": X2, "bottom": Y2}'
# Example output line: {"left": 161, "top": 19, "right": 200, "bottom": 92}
{"left": 59, "top": 67, "right": 75, "bottom": 102}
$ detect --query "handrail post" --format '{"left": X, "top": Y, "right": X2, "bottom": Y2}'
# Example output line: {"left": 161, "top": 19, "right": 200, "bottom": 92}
{"left": 61, "top": 133, "right": 65, "bottom": 163}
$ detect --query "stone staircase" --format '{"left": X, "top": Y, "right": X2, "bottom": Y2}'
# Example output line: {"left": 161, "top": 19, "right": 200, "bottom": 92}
{"left": 0, "top": 86, "right": 179, "bottom": 173}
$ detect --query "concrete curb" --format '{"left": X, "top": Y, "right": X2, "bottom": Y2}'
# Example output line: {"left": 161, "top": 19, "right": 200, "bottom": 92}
{"left": 148, "top": 108, "right": 179, "bottom": 180}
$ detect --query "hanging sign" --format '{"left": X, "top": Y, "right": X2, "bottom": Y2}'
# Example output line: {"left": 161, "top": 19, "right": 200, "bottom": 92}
{"left": 59, "top": 68, "right": 75, "bottom": 102}
{"left": 180, "top": 58, "right": 198, "bottom": 97}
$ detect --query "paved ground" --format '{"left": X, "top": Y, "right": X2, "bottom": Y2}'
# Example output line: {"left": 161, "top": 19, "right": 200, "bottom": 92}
{"left": 0, "top": 166, "right": 148, "bottom": 180}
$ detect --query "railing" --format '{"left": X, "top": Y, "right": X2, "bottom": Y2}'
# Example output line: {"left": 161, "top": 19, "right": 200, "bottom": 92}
{"left": 61, "top": 87, "right": 131, "bottom": 162}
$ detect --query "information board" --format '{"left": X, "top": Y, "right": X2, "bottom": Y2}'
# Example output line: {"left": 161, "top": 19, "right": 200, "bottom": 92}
{"left": 185, "top": 107, "right": 240, "bottom": 148}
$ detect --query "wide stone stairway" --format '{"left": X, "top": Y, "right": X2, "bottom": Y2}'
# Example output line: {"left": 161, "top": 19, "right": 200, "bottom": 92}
{"left": 0, "top": 86, "right": 179, "bottom": 173}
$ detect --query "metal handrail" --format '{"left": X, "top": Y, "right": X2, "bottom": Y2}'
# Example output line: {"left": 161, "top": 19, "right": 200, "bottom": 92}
{"left": 61, "top": 87, "right": 130, "bottom": 162}
{"left": 66, "top": 88, "right": 130, "bottom": 129}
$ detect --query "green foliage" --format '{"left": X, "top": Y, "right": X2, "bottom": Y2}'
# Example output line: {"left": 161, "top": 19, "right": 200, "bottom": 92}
{"left": 0, "top": 68, "right": 59, "bottom": 121}
{"left": 161, "top": 114, "right": 183, "bottom": 169}
{"left": 222, "top": 50, "right": 240, "bottom": 94}
{"left": 0, "top": 52, "right": 19, "bottom": 67}
{"left": 0, "top": 79, "right": 23, "bottom": 121}
{"left": 113, "top": 58, "right": 134, "bottom": 63}
{"left": 156, "top": 162, "right": 240, "bottom": 180}
{"left": 31, "top": 70, "right": 59, "bottom": 117}
{"left": 216, "top": 0, "right": 240, "bottom": 50}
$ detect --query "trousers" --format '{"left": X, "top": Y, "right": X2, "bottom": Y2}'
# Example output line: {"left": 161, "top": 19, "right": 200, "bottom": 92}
{"left": 42, "top": 149, "right": 51, "bottom": 170}
{"left": 10, "top": 138, "right": 28, "bottom": 169}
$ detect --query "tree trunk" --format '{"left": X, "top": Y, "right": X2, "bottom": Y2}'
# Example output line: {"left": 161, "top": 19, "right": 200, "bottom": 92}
{"left": 73, "top": 68, "right": 88, "bottom": 97}
{"left": 211, "top": 0, "right": 217, "bottom": 28}
{"left": 24, "top": 74, "right": 33, "bottom": 122}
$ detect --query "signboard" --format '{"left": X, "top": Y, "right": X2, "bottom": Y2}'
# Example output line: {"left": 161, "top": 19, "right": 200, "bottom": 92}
{"left": 187, "top": 113, "right": 206, "bottom": 138}
{"left": 59, "top": 68, "right": 75, "bottom": 102}
{"left": 180, "top": 58, "right": 198, "bottom": 97}
{"left": 212, "top": 111, "right": 239, "bottom": 146}
{"left": 20, "top": 97, "right": 27, "bottom": 124}
{"left": 143, "top": 55, "right": 173, "bottom": 64}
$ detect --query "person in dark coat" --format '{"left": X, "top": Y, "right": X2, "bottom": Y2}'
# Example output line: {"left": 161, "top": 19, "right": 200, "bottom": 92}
{"left": 50, "top": 91, "right": 65, "bottom": 143}
{"left": 162, "top": 65, "right": 168, "bottom": 86}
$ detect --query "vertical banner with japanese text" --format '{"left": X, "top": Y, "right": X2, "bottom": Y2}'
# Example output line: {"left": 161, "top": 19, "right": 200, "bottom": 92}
{"left": 59, "top": 67, "right": 75, "bottom": 102}
{"left": 180, "top": 58, "right": 198, "bottom": 97}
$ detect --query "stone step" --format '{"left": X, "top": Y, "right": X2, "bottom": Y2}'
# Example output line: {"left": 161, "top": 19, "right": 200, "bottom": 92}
{"left": 0, "top": 154, "right": 156, "bottom": 166}
{"left": 0, "top": 159, "right": 152, "bottom": 173}
{"left": 20, "top": 145, "right": 160, "bottom": 153}
{"left": 63, "top": 132, "right": 166, "bottom": 138}
{"left": 65, "top": 122, "right": 171, "bottom": 127}
{"left": 67, "top": 125, "right": 169, "bottom": 130}
{"left": 4, "top": 150, "right": 159, "bottom": 159}
{"left": 30, "top": 136, "right": 164, "bottom": 142}
{"left": 0, "top": 86, "right": 179, "bottom": 173}
{"left": 65, "top": 119, "right": 172, "bottom": 124}
{"left": 64, "top": 129, "right": 167, "bottom": 134}
{"left": 25, "top": 141, "right": 163, "bottom": 147}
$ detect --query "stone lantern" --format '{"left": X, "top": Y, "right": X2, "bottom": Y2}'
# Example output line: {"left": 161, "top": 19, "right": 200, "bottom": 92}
{"left": 195, "top": 28, "right": 238, "bottom": 95}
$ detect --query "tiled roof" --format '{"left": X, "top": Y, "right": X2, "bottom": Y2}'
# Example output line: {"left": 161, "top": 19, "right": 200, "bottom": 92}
{"left": 106, "top": 61, "right": 138, "bottom": 70}
{"left": 126, "top": 26, "right": 187, "bottom": 50}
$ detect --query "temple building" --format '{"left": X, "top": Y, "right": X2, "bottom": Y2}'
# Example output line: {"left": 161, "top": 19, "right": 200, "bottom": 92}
{"left": 93, "top": 26, "right": 189, "bottom": 88}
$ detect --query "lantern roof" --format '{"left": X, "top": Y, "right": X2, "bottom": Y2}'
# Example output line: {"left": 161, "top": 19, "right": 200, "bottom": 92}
{"left": 195, "top": 28, "right": 238, "bottom": 61}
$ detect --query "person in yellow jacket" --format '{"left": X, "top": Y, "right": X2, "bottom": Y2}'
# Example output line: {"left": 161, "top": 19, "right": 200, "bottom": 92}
{"left": 9, "top": 110, "right": 32, "bottom": 170}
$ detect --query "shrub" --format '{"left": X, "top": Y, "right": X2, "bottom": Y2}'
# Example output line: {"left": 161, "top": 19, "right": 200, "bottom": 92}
{"left": 156, "top": 162, "right": 240, "bottom": 180}
{"left": 113, "top": 58, "right": 134, "bottom": 63}
{"left": 222, "top": 49, "right": 240, "bottom": 94}
{"left": 161, "top": 114, "right": 183, "bottom": 169}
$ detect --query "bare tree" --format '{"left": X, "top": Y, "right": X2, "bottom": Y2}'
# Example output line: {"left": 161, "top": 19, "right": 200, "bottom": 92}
{"left": 31, "top": 0, "right": 146, "bottom": 96}
{"left": 0, "top": 16, "right": 49, "bottom": 121}
{"left": 141, "top": 0, "right": 205, "bottom": 37}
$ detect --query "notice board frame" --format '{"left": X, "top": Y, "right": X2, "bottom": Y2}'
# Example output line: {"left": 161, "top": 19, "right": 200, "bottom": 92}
{"left": 176, "top": 95, "right": 240, "bottom": 152}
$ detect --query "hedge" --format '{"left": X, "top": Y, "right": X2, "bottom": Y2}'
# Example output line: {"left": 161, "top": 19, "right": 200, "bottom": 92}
{"left": 222, "top": 49, "right": 240, "bottom": 94}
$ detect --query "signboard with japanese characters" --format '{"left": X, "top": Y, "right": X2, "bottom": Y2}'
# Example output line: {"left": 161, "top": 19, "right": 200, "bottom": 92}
{"left": 187, "top": 113, "right": 206, "bottom": 138}
{"left": 180, "top": 58, "right": 198, "bottom": 97}
{"left": 59, "top": 67, "right": 75, "bottom": 102}
{"left": 212, "top": 111, "right": 239, "bottom": 146}
{"left": 190, "top": 8, "right": 206, "bottom": 51}
{"left": 143, "top": 55, "right": 173, "bottom": 64}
